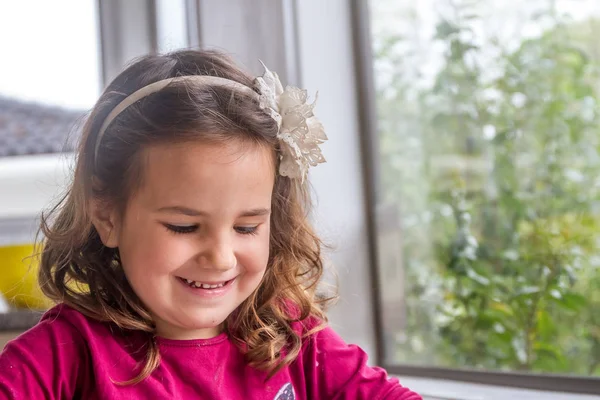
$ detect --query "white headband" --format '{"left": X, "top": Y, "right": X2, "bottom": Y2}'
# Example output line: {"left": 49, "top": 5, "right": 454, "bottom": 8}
{"left": 94, "top": 63, "right": 327, "bottom": 181}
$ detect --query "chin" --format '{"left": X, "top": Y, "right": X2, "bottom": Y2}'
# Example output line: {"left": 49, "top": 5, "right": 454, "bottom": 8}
{"left": 183, "top": 310, "right": 228, "bottom": 331}
{"left": 189, "top": 318, "right": 223, "bottom": 330}
{"left": 153, "top": 308, "right": 229, "bottom": 340}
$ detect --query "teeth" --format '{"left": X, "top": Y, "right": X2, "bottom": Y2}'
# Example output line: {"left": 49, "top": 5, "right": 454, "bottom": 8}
{"left": 183, "top": 278, "right": 225, "bottom": 289}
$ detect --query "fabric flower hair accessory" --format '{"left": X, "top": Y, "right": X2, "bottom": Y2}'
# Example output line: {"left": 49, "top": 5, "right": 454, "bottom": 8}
{"left": 255, "top": 62, "right": 327, "bottom": 182}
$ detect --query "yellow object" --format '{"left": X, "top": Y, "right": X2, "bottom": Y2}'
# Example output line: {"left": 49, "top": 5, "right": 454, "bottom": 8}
{"left": 0, "top": 243, "right": 51, "bottom": 309}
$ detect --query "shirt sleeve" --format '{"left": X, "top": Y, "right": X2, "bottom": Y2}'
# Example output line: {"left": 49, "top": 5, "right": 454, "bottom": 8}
{"left": 0, "top": 313, "right": 88, "bottom": 400}
{"left": 301, "top": 322, "right": 422, "bottom": 400}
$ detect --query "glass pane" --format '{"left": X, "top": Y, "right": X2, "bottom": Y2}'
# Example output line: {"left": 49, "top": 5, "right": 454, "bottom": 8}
{"left": 156, "top": 0, "right": 190, "bottom": 52}
{"left": 370, "top": 0, "right": 600, "bottom": 377}
{"left": 0, "top": 0, "right": 101, "bottom": 109}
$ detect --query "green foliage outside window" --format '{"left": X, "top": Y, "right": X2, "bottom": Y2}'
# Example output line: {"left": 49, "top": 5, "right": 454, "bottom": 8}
{"left": 373, "top": 1, "right": 600, "bottom": 375}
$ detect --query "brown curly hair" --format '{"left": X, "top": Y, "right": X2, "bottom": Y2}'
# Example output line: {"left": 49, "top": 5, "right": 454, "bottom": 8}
{"left": 38, "top": 49, "right": 334, "bottom": 384}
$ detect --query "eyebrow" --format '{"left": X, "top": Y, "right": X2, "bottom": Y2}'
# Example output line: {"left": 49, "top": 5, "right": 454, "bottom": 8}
{"left": 157, "top": 206, "right": 271, "bottom": 218}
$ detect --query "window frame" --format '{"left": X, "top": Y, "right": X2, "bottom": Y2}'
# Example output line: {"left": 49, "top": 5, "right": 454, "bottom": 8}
{"left": 97, "top": 0, "right": 158, "bottom": 84}
{"left": 349, "top": 0, "right": 600, "bottom": 395}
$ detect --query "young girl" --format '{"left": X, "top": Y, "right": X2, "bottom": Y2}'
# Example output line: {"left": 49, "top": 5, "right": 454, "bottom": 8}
{"left": 0, "top": 50, "right": 421, "bottom": 400}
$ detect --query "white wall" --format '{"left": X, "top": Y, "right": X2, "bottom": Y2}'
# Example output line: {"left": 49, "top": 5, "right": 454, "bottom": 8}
{"left": 296, "top": 0, "right": 378, "bottom": 359}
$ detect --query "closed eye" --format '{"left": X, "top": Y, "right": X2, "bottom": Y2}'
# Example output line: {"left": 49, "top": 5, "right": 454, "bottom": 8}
{"left": 235, "top": 226, "right": 258, "bottom": 236}
{"left": 164, "top": 224, "right": 198, "bottom": 234}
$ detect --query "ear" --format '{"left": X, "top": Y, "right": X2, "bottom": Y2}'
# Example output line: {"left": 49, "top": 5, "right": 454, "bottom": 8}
{"left": 89, "top": 197, "right": 120, "bottom": 248}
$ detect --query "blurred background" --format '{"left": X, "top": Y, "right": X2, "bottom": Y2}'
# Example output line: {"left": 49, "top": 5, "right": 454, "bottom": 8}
{"left": 0, "top": 0, "right": 599, "bottom": 398}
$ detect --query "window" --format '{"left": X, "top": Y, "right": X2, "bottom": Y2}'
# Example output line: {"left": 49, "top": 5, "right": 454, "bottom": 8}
{"left": 0, "top": 0, "right": 101, "bottom": 110}
{"left": 366, "top": 0, "right": 600, "bottom": 390}
{"left": 0, "top": 0, "right": 100, "bottom": 314}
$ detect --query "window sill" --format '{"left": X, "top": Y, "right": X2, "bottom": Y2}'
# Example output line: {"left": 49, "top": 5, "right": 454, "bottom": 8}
{"left": 0, "top": 153, "right": 73, "bottom": 221}
{"left": 0, "top": 310, "right": 42, "bottom": 332}
{"left": 398, "top": 376, "right": 600, "bottom": 400}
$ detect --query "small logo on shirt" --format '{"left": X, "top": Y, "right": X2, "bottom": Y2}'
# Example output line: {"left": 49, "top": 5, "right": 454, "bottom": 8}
{"left": 274, "top": 383, "right": 295, "bottom": 400}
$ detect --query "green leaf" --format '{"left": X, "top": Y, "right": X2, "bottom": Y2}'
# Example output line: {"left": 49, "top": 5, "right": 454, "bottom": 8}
{"left": 533, "top": 342, "right": 563, "bottom": 361}
{"left": 435, "top": 20, "right": 460, "bottom": 40}
{"left": 511, "top": 336, "right": 527, "bottom": 364}
{"left": 516, "top": 286, "right": 541, "bottom": 296}
{"left": 489, "top": 302, "right": 514, "bottom": 317}
{"left": 549, "top": 289, "right": 562, "bottom": 300}
{"left": 554, "top": 292, "right": 588, "bottom": 311}
{"left": 536, "top": 310, "right": 555, "bottom": 337}
{"left": 466, "top": 268, "right": 491, "bottom": 286}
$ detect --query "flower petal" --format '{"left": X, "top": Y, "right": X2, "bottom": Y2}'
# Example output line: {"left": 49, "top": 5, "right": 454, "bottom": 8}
{"left": 279, "top": 87, "right": 308, "bottom": 111}
{"left": 258, "top": 60, "right": 284, "bottom": 96}
{"left": 306, "top": 117, "right": 327, "bottom": 143}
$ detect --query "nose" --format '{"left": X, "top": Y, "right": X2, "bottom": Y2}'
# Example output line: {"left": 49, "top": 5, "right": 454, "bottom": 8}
{"left": 198, "top": 234, "right": 236, "bottom": 271}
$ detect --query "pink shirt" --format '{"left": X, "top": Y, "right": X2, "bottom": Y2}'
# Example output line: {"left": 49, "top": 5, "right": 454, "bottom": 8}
{"left": 0, "top": 305, "right": 421, "bottom": 400}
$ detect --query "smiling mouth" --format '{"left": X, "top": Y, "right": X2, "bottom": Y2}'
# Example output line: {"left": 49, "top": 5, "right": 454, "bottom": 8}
{"left": 177, "top": 277, "right": 235, "bottom": 289}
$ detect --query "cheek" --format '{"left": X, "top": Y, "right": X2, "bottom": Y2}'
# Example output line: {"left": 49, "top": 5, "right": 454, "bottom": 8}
{"left": 119, "top": 221, "right": 195, "bottom": 275}
{"left": 238, "top": 230, "right": 271, "bottom": 274}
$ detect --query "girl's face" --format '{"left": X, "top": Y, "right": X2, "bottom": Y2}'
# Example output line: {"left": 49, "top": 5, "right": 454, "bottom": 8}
{"left": 100, "top": 141, "right": 275, "bottom": 340}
